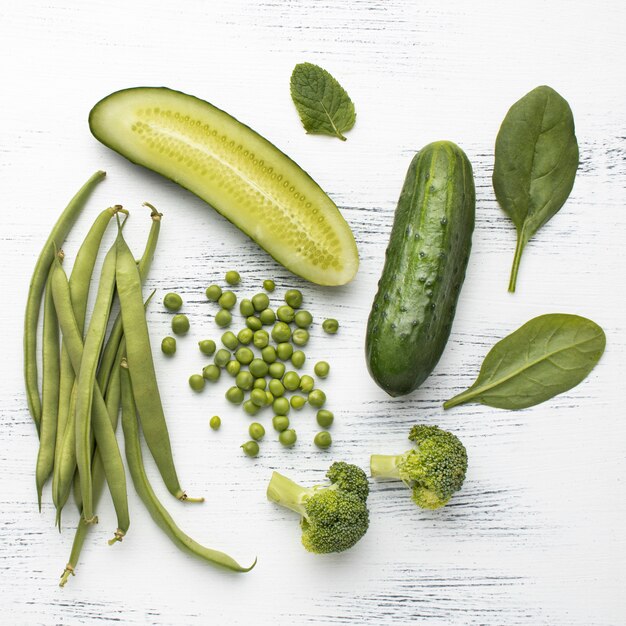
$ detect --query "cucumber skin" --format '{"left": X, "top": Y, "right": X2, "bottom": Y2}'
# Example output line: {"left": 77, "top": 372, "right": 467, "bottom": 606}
{"left": 365, "top": 141, "right": 475, "bottom": 397}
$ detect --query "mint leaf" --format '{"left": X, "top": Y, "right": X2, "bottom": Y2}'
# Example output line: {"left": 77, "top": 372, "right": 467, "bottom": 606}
{"left": 290, "top": 63, "right": 356, "bottom": 141}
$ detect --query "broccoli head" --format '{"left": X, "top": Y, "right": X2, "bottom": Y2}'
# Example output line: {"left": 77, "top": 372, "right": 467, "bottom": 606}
{"left": 266, "top": 461, "right": 369, "bottom": 553}
{"left": 370, "top": 425, "right": 467, "bottom": 509}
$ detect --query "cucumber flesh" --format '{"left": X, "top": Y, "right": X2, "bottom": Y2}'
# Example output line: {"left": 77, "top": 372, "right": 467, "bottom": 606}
{"left": 89, "top": 87, "right": 358, "bottom": 286}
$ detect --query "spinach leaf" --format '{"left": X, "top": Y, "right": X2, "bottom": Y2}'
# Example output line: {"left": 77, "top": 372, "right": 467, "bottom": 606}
{"left": 290, "top": 63, "right": 356, "bottom": 141}
{"left": 443, "top": 314, "right": 605, "bottom": 410}
{"left": 493, "top": 86, "right": 579, "bottom": 292}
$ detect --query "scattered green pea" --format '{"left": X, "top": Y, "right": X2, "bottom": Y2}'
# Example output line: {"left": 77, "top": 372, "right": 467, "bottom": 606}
{"left": 279, "top": 429, "right": 297, "bottom": 447}
{"left": 253, "top": 329, "right": 269, "bottom": 349}
{"left": 283, "top": 371, "right": 300, "bottom": 391}
{"left": 221, "top": 331, "right": 239, "bottom": 350}
{"left": 276, "top": 305, "right": 295, "bottom": 323}
{"left": 273, "top": 397, "right": 290, "bottom": 416}
{"left": 276, "top": 342, "right": 293, "bottom": 361}
{"left": 272, "top": 415, "right": 290, "bottom": 432}
{"left": 226, "top": 386, "right": 244, "bottom": 404}
{"left": 225, "top": 360, "right": 241, "bottom": 376}
{"left": 292, "top": 328, "right": 309, "bottom": 346}
{"left": 209, "top": 415, "right": 221, "bottom": 431}
{"left": 314, "top": 361, "right": 330, "bottom": 378}
{"left": 218, "top": 290, "right": 237, "bottom": 310}
{"left": 294, "top": 310, "right": 313, "bottom": 328}
{"left": 271, "top": 322, "right": 291, "bottom": 343}
{"left": 241, "top": 441, "right": 259, "bottom": 457}
{"left": 202, "top": 364, "right": 221, "bottom": 382}
{"left": 259, "top": 308, "right": 276, "bottom": 325}
{"left": 291, "top": 350, "right": 306, "bottom": 369}
{"left": 252, "top": 292, "right": 270, "bottom": 312}
{"left": 246, "top": 316, "right": 262, "bottom": 331}
{"left": 214, "top": 348, "right": 231, "bottom": 367}
{"left": 249, "top": 388, "right": 266, "bottom": 407}
{"left": 265, "top": 391, "right": 274, "bottom": 404}
{"left": 235, "top": 371, "right": 254, "bottom": 391}
{"left": 284, "top": 289, "right": 303, "bottom": 308}
{"left": 225, "top": 270, "right": 240, "bottom": 285}
{"left": 316, "top": 409, "right": 334, "bottom": 428}
{"left": 308, "top": 389, "right": 326, "bottom": 408}
{"left": 171, "top": 314, "right": 190, "bottom": 335}
{"left": 235, "top": 346, "right": 254, "bottom": 365}
{"left": 249, "top": 359, "right": 269, "bottom": 378}
{"left": 205, "top": 285, "right": 222, "bottom": 301}
{"left": 163, "top": 292, "right": 183, "bottom": 311}
{"left": 261, "top": 345, "right": 277, "bottom": 363}
{"left": 161, "top": 336, "right": 176, "bottom": 356}
{"left": 322, "top": 318, "right": 339, "bottom": 334}
{"left": 198, "top": 339, "right": 216, "bottom": 355}
{"left": 299, "top": 375, "right": 314, "bottom": 393}
{"left": 290, "top": 395, "right": 306, "bottom": 410}
{"left": 314, "top": 431, "right": 332, "bottom": 449}
{"left": 240, "top": 299, "right": 255, "bottom": 317}
{"left": 249, "top": 423, "right": 265, "bottom": 441}
{"left": 237, "top": 328, "right": 253, "bottom": 345}
{"left": 269, "top": 379, "right": 284, "bottom": 397}
{"left": 253, "top": 377, "right": 267, "bottom": 390}
{"left": 263, "top": 279, "right": 275, "bottom": 292}
{"left": 243, "top": 400, "right": 260, "bottom": 415}
{"left": 269, "top": 362, "right": 286, "bottom": 379}
{"left": 215, "top": 309, "right": 232, "bottom": 328}
{"left": 189, "top": 374, "right": 205, "bottom": 392}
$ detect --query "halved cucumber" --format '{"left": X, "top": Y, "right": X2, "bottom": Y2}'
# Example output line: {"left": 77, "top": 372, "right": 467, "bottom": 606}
{"left": 89, "top": 87, "right": 358, "bottom": 286}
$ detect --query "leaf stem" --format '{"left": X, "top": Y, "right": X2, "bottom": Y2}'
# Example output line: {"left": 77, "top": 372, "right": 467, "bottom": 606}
{"left": 443, "top": 390, "right": 476, "bottom": 410}
{"left": 508, "top": 232, "right": 526, "bottom": 293}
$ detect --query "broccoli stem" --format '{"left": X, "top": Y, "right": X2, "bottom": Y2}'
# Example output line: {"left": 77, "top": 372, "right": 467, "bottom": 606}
{"left": 370, "top": 454, "right": 404, "bottom": 479}
{"left": 266, "top": 471, "right": 309, "bottom": 516}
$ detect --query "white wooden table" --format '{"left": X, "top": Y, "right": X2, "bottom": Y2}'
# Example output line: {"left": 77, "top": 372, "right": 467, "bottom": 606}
{"left": 2, "top": 1, "right": 624, "bottom": 624}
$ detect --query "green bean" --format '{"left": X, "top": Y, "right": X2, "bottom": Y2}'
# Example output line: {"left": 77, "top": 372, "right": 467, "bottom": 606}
{"left": 35, "top": 260, "right": 62, "bottom": 509}
{"left": 24, "top": 171, "right": 105, "bottom": 430}
{"left": 120, "top": 362, "right": 255, "bottom": 572}
{"left": 115, "top": 229, "right": 200, "bottom": 503}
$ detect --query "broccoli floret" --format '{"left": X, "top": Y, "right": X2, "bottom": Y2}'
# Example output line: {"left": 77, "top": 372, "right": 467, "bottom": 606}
{"left": 370, "top": 425, "right": 467, "bottom": 509}
{"left": 266, "top": 462, "right": 369, "bottom": 553}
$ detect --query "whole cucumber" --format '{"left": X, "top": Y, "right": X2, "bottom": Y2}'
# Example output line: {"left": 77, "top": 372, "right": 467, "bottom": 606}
{"left": 366, "top": 141, "right": 475, "bottom": 396}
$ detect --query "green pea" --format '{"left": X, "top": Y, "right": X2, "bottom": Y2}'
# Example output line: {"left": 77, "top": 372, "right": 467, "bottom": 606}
{"left": 161, "top": 336, "right": 176, "bottom": 356}
{"left": 205, "top": 285, "right": 222, "bottom": 301}
{"left": 250, "top": 388, "right": 268, "bottom": 407}
{"left": 261, "top": 345, "right": 277, "bottom": 364}
{"left": 314, "top": 431, "right": 332, "bottom": 449}
{"left": 322, "top": 318, "right": 339, "bottom": 334}
{"left": 283, "top": 371, "right": 300, "bottom": 391}
{"left": 269, "top": 362, "right": 286, "bottom": 379}
{"left": 253, "top": 329, "right": 269, "bottom": 349}
{"left": 221, "top": 331, "right": 239, "bottom": 350}
{"left": 240, "top": 298, "right": 255, "bottom": 317}
{"left": 269, "top": 379, "right": 285, "bottom": 397}
{"left": 273, "top": 397, "right": 290, "bottom": 416}
{"left": 214, "top": 348, "right": 231, "bottom": 367}
{"left": 263, "top": 279, "right": 275, "bottom": 292}
{"left": 163, "top": 292, "right": 183, "bottom": 311}
{"left": 316, "top": 409, "right": 334, "bottom": 428}
{"left": 243, "top": 400, "right": 260, "bottom": 416}
{"left": 291, "top": 350, "right": 306, "bottom": 369}
{"left": 299, "top": 374, "right": 314, "bottom": 393}
{"left": 171, "top": 314, "right": 190, "bottom": 335}
{"left": 189, "top": 374, "right": 205, "bottom": 392}
{"left": 259, "top": 308, "right": 276, "bottom": 325}
{"left": 218, "top": 290, "right": 237, "bottom": 310}
{"left": 249, "top": 358, "right": 269, "bottom": 378}
{"left": 292, "top": 328, "right": 309, "bottom": 347}
{"left": 284, "top": 289, "right": 303, "bottom": 308}
{"left": 276, "top": 342, "right": 293, "bottom": 361}
{"left": 290, "top": 395, "right": 306, "bottom": 410}
{"left": 225, "top": 270, "right": 240, "bottom": 285}
{"left": 314, "top": 361, "right": 330, "bottom": 378}
{"left": 271, "top": 322, "right": 291, "bottom": 343}
{"left": 276, "top": 305, "right": 295, "bottom": 323}
{"left": 235, "top": 346, "right": 254, "bottom": 365}
{"left": 253, "top": 378, "right": 267, "bottom": 390}
{"left": 252, "top": 292, "right": 270, "bottom": 312}
{"left": 215, "top": 309, "right": 232, "bottom": 328}
{"left": 241, "top": 441, "right": 259, "bottom": 457}
{"left": 225, "top": 386, "right": 244, "bottom": 404}
{"left": 279, "top": 429, "right": 297, "bottom": 447}
{"left": 265, "top": 391, "right": 274, "bottom": 405}
{"left": 209, "top": 415, "right": 221, "bottom": 431}
{"left": 237, "top": 328, "right": 253, "bottom": 345}
{"left": 246, "top": 316, "right": 262, "bottom": 331}
{"left": 225, "top": 360, "right": 241, "bottom": 377}
{"left": 272, "top": 415, "right": 289, "bottom": 432}
{"left": 294, "top": 310, "right": 313, "bottom": 328}
{"left": 308, "top": 389, "right": 326, "bottom": 408}
{"left": 235, "top": 371, "right": 254, "bottom": 391}
{"left": 249, "top": 423, "right": 265, "bottom": 441}
{"left": 198, "top": 339, "right": 216, "bottom": 355}
{"left": 202, "top": 364, "right": 221, "bottom": 382}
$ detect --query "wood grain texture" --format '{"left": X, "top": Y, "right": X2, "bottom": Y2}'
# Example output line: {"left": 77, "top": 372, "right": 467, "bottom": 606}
{"left": 1, "top": 0, "right": 625, "bottom": 624}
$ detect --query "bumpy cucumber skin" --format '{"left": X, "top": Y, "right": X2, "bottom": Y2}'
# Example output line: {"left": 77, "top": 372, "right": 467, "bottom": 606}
{"left": 88, "top": 87, "right": 358, "bottom": 286}
{"left": 366, "top": 141, "right": 475, "bottom": 397}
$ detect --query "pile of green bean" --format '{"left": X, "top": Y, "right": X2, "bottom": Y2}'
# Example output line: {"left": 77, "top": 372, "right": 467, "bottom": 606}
{"left": 23, "top": 172, "right": 255, "bottom": 587}
{"left": 161, "top": 275, "right": 339, "bottom": 455}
